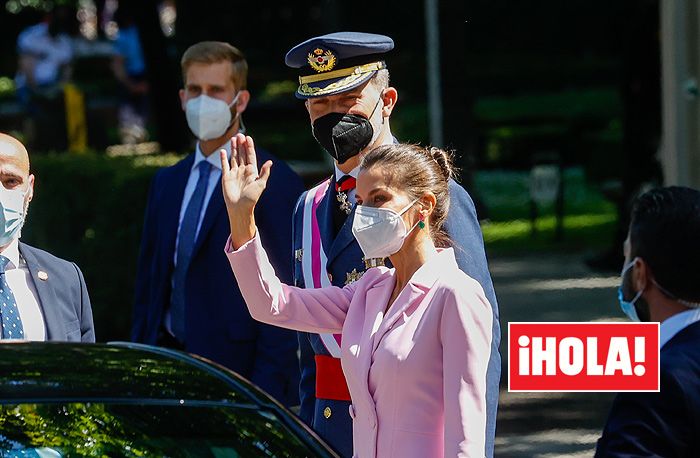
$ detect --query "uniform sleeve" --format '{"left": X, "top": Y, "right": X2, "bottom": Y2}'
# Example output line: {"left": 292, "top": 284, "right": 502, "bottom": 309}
{"left": 440, "top": 282, "right": 493, "bottom": 457}
{"left": 226, "top": 232, "right": 362, "bottom": 334}
{"left": 131, "top": 173, "right": 159, "bottom": 342}
{"left": 298, "top": 331, "right": 317, "bottom": 425}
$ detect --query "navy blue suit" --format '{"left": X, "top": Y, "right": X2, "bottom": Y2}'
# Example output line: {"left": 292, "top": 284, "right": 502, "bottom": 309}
{"left": 294, "top": 176, "right": 501, "bottom": 457}
{"left": 132, "top": 148, "right": 303, "bottom": 405}
{"left": 19, "top": 243, "right": 94, "bottom": 342}
{"left": 596, "top": 320, "right": 700, "bottom": 457}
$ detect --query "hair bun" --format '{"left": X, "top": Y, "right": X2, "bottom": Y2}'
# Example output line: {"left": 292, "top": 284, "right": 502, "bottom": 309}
{"left": 425, "top": 146, "right": 454, "bottom": 181}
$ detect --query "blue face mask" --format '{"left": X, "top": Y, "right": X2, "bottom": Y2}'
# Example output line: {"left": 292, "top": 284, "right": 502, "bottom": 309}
{"left": 618, "top": 259, "right": 643, "bottom": 322}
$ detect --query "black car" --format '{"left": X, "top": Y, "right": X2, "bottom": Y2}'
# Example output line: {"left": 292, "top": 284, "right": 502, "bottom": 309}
{"left": 0, "top": 342, "right": 337, "bottom": 457}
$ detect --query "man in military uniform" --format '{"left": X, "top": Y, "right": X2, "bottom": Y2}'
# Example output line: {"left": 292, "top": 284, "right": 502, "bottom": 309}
{"left": 286, "top": 32, "right": 501, "bottom": 457}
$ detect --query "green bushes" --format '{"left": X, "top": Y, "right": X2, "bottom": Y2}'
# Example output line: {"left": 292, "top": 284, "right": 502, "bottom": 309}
{"left": 23, "top": 153, "right": 181, "bottom": 342}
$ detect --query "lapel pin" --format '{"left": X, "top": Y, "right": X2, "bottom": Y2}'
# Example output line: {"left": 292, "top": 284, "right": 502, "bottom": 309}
{"left": 38, "top": 271, "right": 49, "bottom": 281}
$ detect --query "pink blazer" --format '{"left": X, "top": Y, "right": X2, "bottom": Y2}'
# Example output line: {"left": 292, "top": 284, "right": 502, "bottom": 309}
{"left": 227, "top": 233, "right": 493, "bottom": 458}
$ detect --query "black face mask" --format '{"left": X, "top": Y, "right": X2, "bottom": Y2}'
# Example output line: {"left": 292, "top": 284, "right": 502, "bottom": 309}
{"left": 311, "top": 95, "right": 383, "bottom": 165}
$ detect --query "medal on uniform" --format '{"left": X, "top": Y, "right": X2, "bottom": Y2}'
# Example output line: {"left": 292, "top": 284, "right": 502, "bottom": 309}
{"left": 337, "top": 191, "right": 352, "bottom": 214}
{"left": 345, "top": 268, "right": 364, "bottom": 285}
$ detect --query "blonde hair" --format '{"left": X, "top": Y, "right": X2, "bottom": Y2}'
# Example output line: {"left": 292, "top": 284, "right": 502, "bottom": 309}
{"left": 181, "top": 41, "right": 248, "bottom": 90}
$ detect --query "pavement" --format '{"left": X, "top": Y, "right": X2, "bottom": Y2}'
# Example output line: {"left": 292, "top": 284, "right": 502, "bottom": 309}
{"left": 491, "top": 251, "right": 623, "bottom": 457}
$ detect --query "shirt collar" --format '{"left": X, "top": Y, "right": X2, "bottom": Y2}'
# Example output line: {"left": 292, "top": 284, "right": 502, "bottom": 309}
{"left": 194, "top": 139, "right": 233, "bottom": 172}
{"left": 334, "top": 164, "right": 359, "bottom": 183}
{"left": 660, "top": 308, "right": 700, "bottom": 348}
{"left": 0, "top": 238, "right": 20, "bottom": 270}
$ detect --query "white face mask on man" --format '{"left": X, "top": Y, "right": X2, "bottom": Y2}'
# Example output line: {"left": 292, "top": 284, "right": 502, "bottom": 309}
{"left": 185, "top": 92, "right": 240, "bottom": 141}
{"left": 0, "top": 186, "right": 27, "bottom": 247}
{"left": 351, "top": 199, "right": 419, "bottom": 260}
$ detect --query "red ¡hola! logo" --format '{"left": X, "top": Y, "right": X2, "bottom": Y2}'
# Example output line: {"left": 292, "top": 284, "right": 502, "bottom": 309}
{"left": 509, "top": 322, "right": 659, "bottom": 392}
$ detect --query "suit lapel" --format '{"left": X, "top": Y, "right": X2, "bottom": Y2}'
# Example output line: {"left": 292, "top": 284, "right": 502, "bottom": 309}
{"left": 371, "top": 283, "right": 428, "bottom": 355}
{"left": 159, "top": 154, "right": 195, "bottom": 266}
{"left": 19, "top": 243, "right": 64, "bottom": 340}
{"left": 326, "top": 205, "right": 357, "bottom": 269}
{"left": 357, "top": 275, "right": 394, "bottom": 380}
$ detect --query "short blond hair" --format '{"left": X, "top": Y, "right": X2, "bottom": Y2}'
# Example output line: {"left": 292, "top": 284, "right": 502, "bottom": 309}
{"left": 181, "top": 41, "right": 248, "bottom": 90}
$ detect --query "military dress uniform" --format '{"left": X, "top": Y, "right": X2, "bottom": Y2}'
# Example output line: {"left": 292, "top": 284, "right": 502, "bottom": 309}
{"left": 287, "top": 32, "right": 502, "bottom": 458}
{"left": 293, "top": 174, "right": 368, "bottom": 457}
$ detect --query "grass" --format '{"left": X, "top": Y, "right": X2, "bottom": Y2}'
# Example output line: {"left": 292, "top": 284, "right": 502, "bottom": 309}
{"left": 475, "top": 167, "right": 618, "bottom": 255}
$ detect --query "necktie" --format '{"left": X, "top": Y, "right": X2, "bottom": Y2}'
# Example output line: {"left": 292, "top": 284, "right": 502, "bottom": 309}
{"left": 171, "top": 161, "right": 212, "bottom": 342}
{"left": 332, "top": 175, "right": 356, "bottom": 234}
{"left": 0, "top": 255, "right": 23, "bottom": 339}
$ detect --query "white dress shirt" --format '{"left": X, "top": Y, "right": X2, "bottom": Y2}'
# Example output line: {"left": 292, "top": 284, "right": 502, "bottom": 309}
{"left": 1, "top": 239, "right": 45, "bottom": 341}
{"left": 175, "top": 141, "right": 231, "bottom": 250}
{"left": 659, "top": 308, "right": 700, "bottom": 348}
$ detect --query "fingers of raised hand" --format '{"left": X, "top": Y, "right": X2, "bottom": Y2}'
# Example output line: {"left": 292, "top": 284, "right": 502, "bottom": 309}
{"left": 220, "top": 149, "right": 230, "bottom": 174}
{"left": 245, "top": 135, "right": 258, "bottom": 175}
{"left": 258, "top": 160, "right": 272, "bottom": 187}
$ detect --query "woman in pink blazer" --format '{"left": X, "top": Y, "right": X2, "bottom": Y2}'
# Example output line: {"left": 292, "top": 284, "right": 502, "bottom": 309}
{"left": 221, "top": 134, "right": 493, "bottom": 458}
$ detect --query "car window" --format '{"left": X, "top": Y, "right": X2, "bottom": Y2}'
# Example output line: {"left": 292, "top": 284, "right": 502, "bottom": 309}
{"left": 0, "top": 402, "right": 322, "bottom": 457}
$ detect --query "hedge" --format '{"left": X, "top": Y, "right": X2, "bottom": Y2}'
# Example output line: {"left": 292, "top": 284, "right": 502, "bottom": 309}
{"left": 23, "top": 153, "right": 182, "bottom": 342}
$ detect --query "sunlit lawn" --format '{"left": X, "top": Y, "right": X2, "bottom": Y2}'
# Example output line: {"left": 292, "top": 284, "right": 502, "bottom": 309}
{"left": 475, "top": 168, "right": 617, "bottom": 255}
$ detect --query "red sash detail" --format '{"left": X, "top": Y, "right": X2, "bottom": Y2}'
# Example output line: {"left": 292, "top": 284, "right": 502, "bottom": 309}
{"left": 314, "top": 354, "right": 351, "bottom": 401}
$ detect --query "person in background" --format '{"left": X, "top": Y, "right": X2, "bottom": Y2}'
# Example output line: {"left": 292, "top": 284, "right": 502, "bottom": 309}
{"left": 284, "top": 32, "right": 501, "bottom": 457}
{"left": 15, "top": 6, "right": 75, "bottom": 151}
{"left": 110, "top": 4, "right": 149, "bottom": 144}
{"left": 596, "top": 186, "right": 700, "bottom": 457}
{"left": 131, "top": 42, "right": 303, "bottom": 406}
{"left": 0, "top": 133, "right": 94, "bottom": 342}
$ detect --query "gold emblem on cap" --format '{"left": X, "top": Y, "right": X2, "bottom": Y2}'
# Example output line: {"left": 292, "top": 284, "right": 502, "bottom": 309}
{"left": 38, "top": 271, "right": 49, "bottom": 281}
{"left": 308, "top": 48, "right": 336, "bottom": 73}
{"left": 323, "top": 406, "right": 332, "bottom": 419}
{"left": 345, "top": 269, "right": 364, "bottom": 285}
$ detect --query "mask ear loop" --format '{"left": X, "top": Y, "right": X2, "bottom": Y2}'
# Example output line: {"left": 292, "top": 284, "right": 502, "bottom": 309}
{"left": 621, "top": 257, "right": 645, "bottom": 304}
{"left": 228, "top": 91, "right": 244, "bottom": 133}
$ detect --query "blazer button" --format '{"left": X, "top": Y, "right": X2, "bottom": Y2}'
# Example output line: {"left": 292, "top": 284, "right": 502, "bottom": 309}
{"left": 323, "top": 406, "right": 332, "bottom": 419}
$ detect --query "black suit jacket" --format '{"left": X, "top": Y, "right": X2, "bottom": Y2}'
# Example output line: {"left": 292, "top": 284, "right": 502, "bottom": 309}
{"left": 19, "top": 242, "right": 94, "bottom": 342}
{"left": 596, "top": 320, "right": 700, "bottom": 457}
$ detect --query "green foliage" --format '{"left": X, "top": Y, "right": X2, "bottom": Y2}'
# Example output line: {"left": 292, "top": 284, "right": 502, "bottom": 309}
{"left": 22, "top": 152, "right": 181, "bottom": 342}
{"left": 0, "top": 77, "right": 15, "bottom": 98}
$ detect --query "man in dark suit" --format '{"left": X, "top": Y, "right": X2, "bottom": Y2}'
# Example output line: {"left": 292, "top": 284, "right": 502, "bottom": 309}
{"left": 285, "top": 32, "right": 501, "bottom": 457}
{"left": 596, "top": 186, "right": 700, "bottom": 457}
{"left": 131, "top": 42, "right": 303, "bottom": 405}
{"left": 0, "top": 133, "right": 94, "bottom": 342}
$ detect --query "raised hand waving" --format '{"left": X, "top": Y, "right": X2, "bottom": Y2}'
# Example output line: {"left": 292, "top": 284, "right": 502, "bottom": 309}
{"left": 220, "top": 133, "right": 273, "bottom": 249}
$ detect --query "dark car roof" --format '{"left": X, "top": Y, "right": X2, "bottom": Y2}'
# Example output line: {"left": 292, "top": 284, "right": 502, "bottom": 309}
{"left": 0, "top": 342, "right": 264, "bottom": 405}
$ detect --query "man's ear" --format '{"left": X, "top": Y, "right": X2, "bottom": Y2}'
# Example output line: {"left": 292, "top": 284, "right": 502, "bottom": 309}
{"left": 234, "top": 89, "right": 251, "bottom": 114}
{"left": 633, "top": 258, "right": 650, "bottom": 292}
{"left": 179, "top": 89, "right": 186, "bottom": 111}
{"left": 381, "top": 86, "right": 398, "bottom": 118}
{"left": 26, "top": 174, "right": 34, "bottom": 203}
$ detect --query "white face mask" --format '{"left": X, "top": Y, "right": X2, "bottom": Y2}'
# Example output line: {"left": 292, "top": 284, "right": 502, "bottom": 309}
{"left": 0, "top": 186, "right": 27, "bottom": 247}
{"left": 352, "top": 199, "right": 419, "bottom": 260}
{"left": 185, "top": 93, "right": 240, "bottom": 141}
